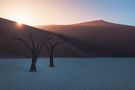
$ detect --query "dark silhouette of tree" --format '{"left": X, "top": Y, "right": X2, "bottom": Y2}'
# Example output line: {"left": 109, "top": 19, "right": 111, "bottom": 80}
{"left": 46, "top": 37, "right": 65, "bottom": 67}
{"left": 14, "top": 26, "right": 52, "bottom": 72}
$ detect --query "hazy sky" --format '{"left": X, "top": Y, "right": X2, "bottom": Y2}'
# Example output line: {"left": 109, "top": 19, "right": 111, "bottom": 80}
{"left": 0, "top": 0, "right": 135, "bottom": 26}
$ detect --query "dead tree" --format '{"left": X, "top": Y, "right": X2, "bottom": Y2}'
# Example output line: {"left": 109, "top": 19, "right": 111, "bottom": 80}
{"left": 46, "top": 37, "right": 65, "bottom": 67}
{"left": 14, "top": 26, "right": 52, "bottom": 72}
{"left": 14, "top": 35, "right": 52, "bottom": 72}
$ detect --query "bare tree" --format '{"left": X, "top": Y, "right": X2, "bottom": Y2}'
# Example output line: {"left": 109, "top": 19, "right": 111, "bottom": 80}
{"left": 46, "top": 37, "right": 65, "bottom": 67}
{"left": 14, "top": 26, "right": 52, "bottom": 72}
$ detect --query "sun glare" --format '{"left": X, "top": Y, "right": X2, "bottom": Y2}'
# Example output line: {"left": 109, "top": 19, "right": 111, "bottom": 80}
{"left": 9, "top": 14, "right": 31, "bottom": 25}
{"left": 17, "top": 22, "right": 23, "bottom": 26}
{"left": 15, "top": 16, "right": 28, "bottom": 24}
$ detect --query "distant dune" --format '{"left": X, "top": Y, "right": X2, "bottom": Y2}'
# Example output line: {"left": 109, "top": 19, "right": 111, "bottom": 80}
{"left": 37, "top": 20, "right": 135, "bottom": 57}
{"left": 0, "top": 18, "right": 85, "bottom": 57}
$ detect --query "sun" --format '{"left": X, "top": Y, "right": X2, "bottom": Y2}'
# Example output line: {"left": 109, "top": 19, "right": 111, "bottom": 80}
{"left": 17, "top": 22, "right": 23, "bottom": 26}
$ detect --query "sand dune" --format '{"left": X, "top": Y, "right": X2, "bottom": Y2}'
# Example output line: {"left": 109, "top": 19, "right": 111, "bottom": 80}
{"left": 0, "top": 18, "right": 84, "bottom": 57}
{"left": 37, "top": 20, "right": 135, "bottom": 57}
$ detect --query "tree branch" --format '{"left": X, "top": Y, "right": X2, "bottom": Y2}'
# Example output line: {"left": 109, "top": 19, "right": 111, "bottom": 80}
{"left": 13, "top": 38, "right": 32, "bottom": 53}
{"left": 37, "top": 37, "right": 52, "bottom": 55}
{"left": 27, "top": 35, "right": 36, "bottom": 54}
{"left": 45, "top": 43, "right": 51, "bottom": 51}
{"left": 53, "top": 37, "right": 66, "bottom": 47}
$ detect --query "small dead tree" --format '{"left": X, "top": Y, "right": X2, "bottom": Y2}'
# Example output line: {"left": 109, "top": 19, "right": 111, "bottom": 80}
{"left": 14, "top": 35, "right": 52, "bottom": 72}
{"left": 46, "top": 37, "right": 65, "bottom": 67}
{"left": 14, "top": 26, "right": 52, "bottom": 72}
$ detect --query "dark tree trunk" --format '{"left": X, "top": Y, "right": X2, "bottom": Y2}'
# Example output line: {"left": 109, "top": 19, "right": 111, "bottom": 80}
{"left": 49, "top": 56, "right": 54, "bottom": 67}
{"left": 30, "top": 62, "right": 36, "bottom": 72}
{"left": 30, "top": 55, "right": 38, "bottom": 72}
{"left": 49, "top": 48, "right": 55, "bottom": 67}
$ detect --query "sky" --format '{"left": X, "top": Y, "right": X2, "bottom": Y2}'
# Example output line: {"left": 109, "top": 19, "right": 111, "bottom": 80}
{"left": 0, "top": 0, "right": 135, "bottom": 26}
